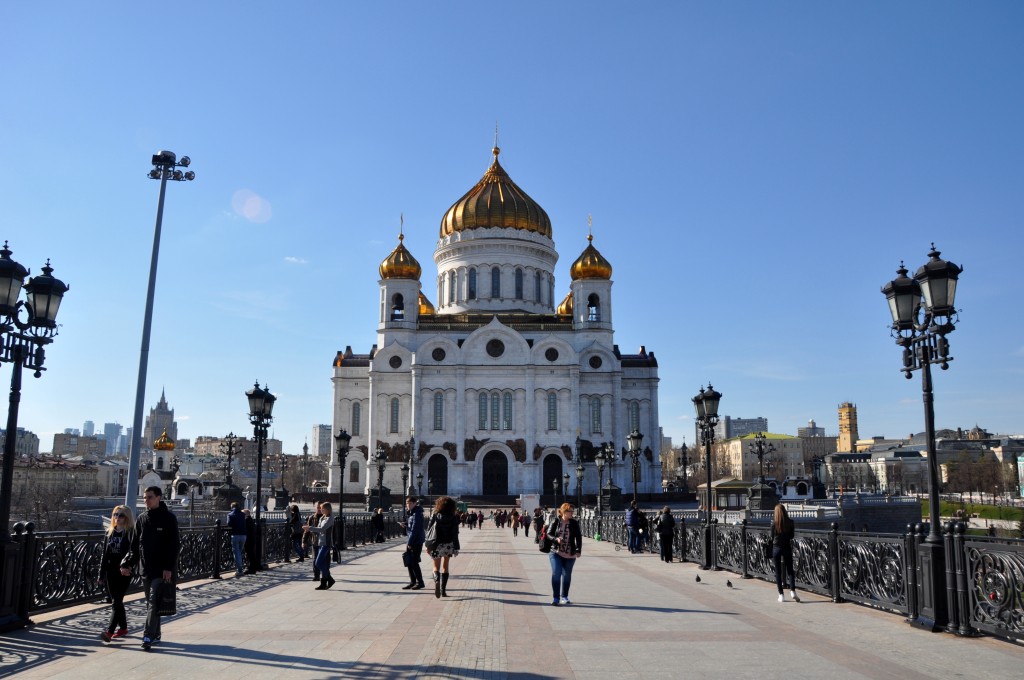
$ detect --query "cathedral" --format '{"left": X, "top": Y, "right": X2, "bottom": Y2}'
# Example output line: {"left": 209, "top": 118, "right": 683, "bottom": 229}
{"left": 331, "top": 145, "right": 661, "bottom": 499}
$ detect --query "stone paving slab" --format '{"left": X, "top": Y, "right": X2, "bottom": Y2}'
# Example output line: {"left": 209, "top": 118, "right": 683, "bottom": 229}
{"left": 0, "top": 524, "right": 1020, "bottom": 679}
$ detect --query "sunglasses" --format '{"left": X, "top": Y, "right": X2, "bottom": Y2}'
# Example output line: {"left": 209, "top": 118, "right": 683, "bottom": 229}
{"left": 115, "top": 513, "right": 127, "bottom": 518}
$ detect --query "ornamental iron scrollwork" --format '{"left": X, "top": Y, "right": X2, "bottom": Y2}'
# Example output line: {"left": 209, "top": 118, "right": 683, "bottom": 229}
{"left": 966, "top": 541, "right": 1024, "bottom": 641}
{"left": 684, "top": 524, "right": 704, "bottom": 563}
{"left": 793, "top": 534, "right": 833, "bottom": 596}
{"left": 745, "top": 528, "right": 774, "bottom": 579}
{"left": 837, "top": 535, "right": 907, "bottom": 613}
{"left": 715, "top": 524, "right": 743, "bottom": 570}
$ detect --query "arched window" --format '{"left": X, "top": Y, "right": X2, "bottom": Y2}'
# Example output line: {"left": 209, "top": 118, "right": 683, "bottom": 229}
{"left": 348, "top": 460, "right": 359, "bottom": 483}
{"left": 448, "top": 271, "right": 456, "bottom": 304}
{"left": 491, "top": 266, "right": 501, "bottom": 298}
{"left": 587, "top": 293, "right": 601, "bottom": 322}
{"left": 468, "top": 268, "right": 477, "bottom": 300}
{"left": 547, "top": 392, "right": 558, "bottom": 430}
{"left": 390, "top": 397, "right": 400, "bottom": 434}
{"left": 514, "top": 268, "right": 523, "bottom": 299}
{"left": 590, "top": 397, "right": 602, "bottom": 434}
{"left": 478, "top": 393, "right": 488, "bottom": 430}
{"left": 433, "top": 392, "right": 444, "bottom": 430}
{"left": 503, "top": 392, "right": 513, "bottom": 430}
{"left": 491, "top": 393, "right": 500, "bottom": 429}
{"left": 535, "top": 271, "right": 542, "bottom": 302}
{"left": 629, "top": 401, "right": 640, "bottom": 432}
{"left": 156, "top": 457, "right": 164, "bottom": 471}
{"left": 390, "top": 293, "right": 405, "bottom": 321}
{"left": 351, "top": 402, "right": 361, "bottom": 436}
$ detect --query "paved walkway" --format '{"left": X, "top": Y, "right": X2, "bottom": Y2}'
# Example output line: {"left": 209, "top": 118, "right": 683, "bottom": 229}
{"left": 0, "top": 525, "right": 1020, "bottom": 679}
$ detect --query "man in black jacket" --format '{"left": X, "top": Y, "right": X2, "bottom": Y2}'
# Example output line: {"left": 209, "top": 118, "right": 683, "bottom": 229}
{"left": 126, "top": 486, "right": 179, "bottom": 651}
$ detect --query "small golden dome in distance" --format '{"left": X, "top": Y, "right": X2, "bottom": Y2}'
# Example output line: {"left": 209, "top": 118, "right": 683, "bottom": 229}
{"left": 379, "top": 233, "right": 422, "bottom": 280}
{"left": 569, "top": 234, "right": 612, "bottom": 280}
{"left": 556, "top": 290, "right": 574, "bottom": 315}
{"left": 418, "top": 292, "right": 435, "bottom": 316}
{"left": 153, "top": 429, "right": 175, "bottom": 451}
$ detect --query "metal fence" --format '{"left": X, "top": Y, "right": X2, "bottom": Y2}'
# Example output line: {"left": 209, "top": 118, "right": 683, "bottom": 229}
{"left": 579, "top": 513, "right": 1024, "bottom": 644}
{"left": 8, "top": 512, "right": 403, "bottom": 616}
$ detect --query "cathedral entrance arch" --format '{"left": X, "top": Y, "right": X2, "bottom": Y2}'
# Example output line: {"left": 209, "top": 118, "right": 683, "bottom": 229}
{"left": 542, "top": 454, "right": 564, "bottom": 498}
{"left": 482, "top": 450, "right": 508, "bottom": 496}
{"left": 427, "top": 455, "right": 448, "bottom": 496}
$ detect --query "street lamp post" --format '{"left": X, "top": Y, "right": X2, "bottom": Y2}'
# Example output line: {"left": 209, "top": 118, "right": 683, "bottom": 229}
{"left": 747, "top": 432, "right": 778, "bottom": 512}
{"left": 594, "top": 446, "right": 606, "bottom": 536}
{"left": 416, "top": 472, "right": 423, "bottom": 496}
{"left": 407, "top": 433, "right": 416, "bottom": 495}
{"left": 219, "top": 432, "right": 238, "bottom": 487}
{"left": 401, "top": 462, "right": 410, "bottom": 503}
{"left": 124, "top": 152, "right": 195, "bottom": 508}
{"left": 679, "top": 442, "right": 689, "bottom": 493}
{"left": 279, "top": 454, "right": 289, "bottom": 498}
{"left": 693, "top": 384, "right": 722, "bottom": 570}
{"left": 563, "top": 473, "right": 570, "bottom": 506}
{"left": 334, "top": 429, "right": 351, "bottom": 554}
{"left": 882, "top": 244, "right": 962, "bottom": 632}
{"left": 574, "top": 437, "right": 585, "bottom": 511}
{"left": 0, "top": 244, "right": 68, "bottom": 632}
{"left": 301, "top": 442, "right": 309, "bottom": 493}
{"left": 552, "top": 477, "right": 560, "bottom": 506}
{"left": 374, "top": 444, "right": 387, "bottom": 511}
{"left": 627, "top": 429, "right": 643, "bottom": 503}
{"left": 246, "top": 381, "right": 276, "bottom": 572}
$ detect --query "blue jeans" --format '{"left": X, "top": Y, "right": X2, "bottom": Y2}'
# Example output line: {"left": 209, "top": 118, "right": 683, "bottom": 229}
{"left": 627, "top": 527, "right": 641, "bottom": 553}
{"left": 315, "top": 544, "right": 332, "bottom": 580}
{"left": 292, "top": 537, "right": 304, "bottom": 559}
{"left": 549, "top": 553, "right": 577, "bottom": 599}
{"left": 231, "top": 535, "right": 246, "bottom": 573}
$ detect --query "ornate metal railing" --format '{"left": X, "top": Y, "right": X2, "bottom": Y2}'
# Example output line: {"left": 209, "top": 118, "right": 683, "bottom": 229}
{"left": 10, "top": 512, "right": 404, "bottom": 615}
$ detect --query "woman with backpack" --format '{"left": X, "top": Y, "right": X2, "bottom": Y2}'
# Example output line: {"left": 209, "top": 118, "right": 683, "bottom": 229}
{"left": 425, "top": 496, "right": 461, "bottom": 598}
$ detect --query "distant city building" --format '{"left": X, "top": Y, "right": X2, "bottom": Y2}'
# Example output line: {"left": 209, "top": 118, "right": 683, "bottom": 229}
{"left": 52, "top": 433, "right": 108, "bottom": 459}
{"left": 63, "top": 428, "right": 80, "bottom": 436}
{"left": 8, "top": 458, "right": 99, "bottom": 502}
{"left": 103, "top": 422, "right": 123, "bottom": 455}
{"left": 837, "top": 402, "right": 859, "bottom": 452}
{"left": 797, "top": 419, "right": 825, "bottom": 438}
{"left": 0, "top": 427, "right": 40, "bottom": 458}
{"left": 718, "top": 433, "right": 804, "bottom": 481}
{"left": 143, "top": 389, "right": 178, "bottom": 450}
{"left": 705, "top": 416, "right": 768, "bottom": 443}
{"left": 83, "top": 420, "right": 95, "bottom": 437}
{"left": 312, "top": 424, "right": 332, "bottom": 459}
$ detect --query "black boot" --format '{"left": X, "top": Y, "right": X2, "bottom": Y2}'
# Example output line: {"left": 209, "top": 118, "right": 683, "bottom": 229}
{"left": 326, "top": 575, "right": 336, "bottom": 589}
{"left": 433, "top": 571, "right": 440, "bottom": 599}
{"left": 441, "top": 572, "right": 449, "bottom": 597}
{"left": 315, "top": 578, "right": 327, "bottom": 590}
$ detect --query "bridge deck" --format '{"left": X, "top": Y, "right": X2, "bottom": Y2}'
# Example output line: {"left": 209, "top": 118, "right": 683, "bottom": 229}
{"left": 1, "top": 524, "right": 1019, "bottom": 679}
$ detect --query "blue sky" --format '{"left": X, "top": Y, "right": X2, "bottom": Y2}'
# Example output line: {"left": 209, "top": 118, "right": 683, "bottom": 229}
{"left": 2, "top": 3, "right": 1022, "bottom": 456}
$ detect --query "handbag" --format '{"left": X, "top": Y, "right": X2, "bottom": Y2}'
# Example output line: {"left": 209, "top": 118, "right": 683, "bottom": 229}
{"left": 158, "top": 579, "right": 176, "bottom": 616}
{"left": 402, "top": 550, "right": 413, "bottom": 567}
{"left": 424, "top": 519, "right": 439, "bottom": 552}
{"left": 538, "top": 524, "right": 552, "bottom": 553}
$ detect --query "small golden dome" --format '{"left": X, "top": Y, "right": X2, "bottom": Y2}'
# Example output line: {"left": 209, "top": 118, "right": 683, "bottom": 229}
{"left": 153, "top": 429, "right": 175, "bottom": 451}
{"left": 570, "top": 234, "right": 612, "bottom": 280}
{"left": 379, "top": 234, "right": 421, "bottom": 280}
{"left": 440, "top": 147, "right": 552, "bottom": 238}
{"left": 556, "top": 290, "right": 573, "bottom": 315}
{"left": 418, "top": 292, "right": 435, "bottom": 316}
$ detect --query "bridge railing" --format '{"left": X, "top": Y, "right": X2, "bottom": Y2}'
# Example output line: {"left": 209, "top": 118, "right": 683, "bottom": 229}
{"left": 578, "top": 514, "right": 1023, "bottom": 644}
{"left": 4, "top": 512, "right": 404, "bottom": 620}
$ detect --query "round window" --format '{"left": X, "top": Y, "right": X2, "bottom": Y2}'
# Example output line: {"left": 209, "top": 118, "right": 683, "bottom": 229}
{"left": 389, "top": 356, "right": 402, "bottom": 369}
{"left": 589, "top": 356, "right": 603, "bottom": 369}
{"left": 432, "top": 348, "right": 446, "bottom": 362}
{"left": 486, "top": 339, "right": 505, "bottom": 358}
{"left": 545, "top": 348, "right": 559, "bottom": 362}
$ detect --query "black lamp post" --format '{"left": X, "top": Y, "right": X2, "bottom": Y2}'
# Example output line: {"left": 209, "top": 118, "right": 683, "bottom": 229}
{"left": 0, "top": 244, "right": 68, "bottom": 541}
{"left": 563, "top": 473, "right": 570, "bottom": 506}
{"left": 679, "top": 442, "right": 689, "bottom": 493}
{"left": 125, "top": 152, "right": 195, "bottom": 507}
{"left": 246, "top": 381, "right": 276, "bottom": 571}
{"left": 747, "top": 431, "right": 778, "bottom": 512}
{"left": 334, "top": 429, "right": 351, "bottom": 553}
{"left": 401, "top": 462, "right": 410, "bottom": 502}
{"left": 627, "top": 429, "right": 643, "bottom": 503}
{"left": 552, "top": 477, "right": 560, "bottom": 506}
{"left": 416, "top": 472, "right": 423, "bottom": 496}
{"left": 407, "top": 433, "right": 416, "bottom": 495}
{"left": 882, "top": 244, "right": 962, "bottom": 632}
{"left": 374, "top": 443, "right": 387, "bottom": 511}
{"left": 693, "top": 384, "right": 722, "bottom": 570}
{"left": 594, "top": 446, "right": 606, "bottom": 535}
{"left": 574, "top": 437, "right": 584, "bottom": 510}
{"left": 301, "top": 442, "right": 309, "bottom": 493}
{"left": 279, "top": 454, "right": 289, "bottom": 497}
{"left": 219, "top": 432, "right": 238, "bottom": 487}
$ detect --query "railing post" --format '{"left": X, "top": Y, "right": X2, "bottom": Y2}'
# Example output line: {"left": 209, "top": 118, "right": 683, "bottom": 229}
{"left": 259, "top": 518, "right": 268, "bottom": 570}
{"left": 15, "top": 522, "right": 36, "bottom": 626}
{"left": 943, "top": 521, "right": 959, "bottom": 634}
{"left": 952, "top": 522, "right": 976, "bottom": 636}
{"left": 710, "top": 518, "right": 720, "bottom": 571}
{"left": 212, "top": 520, "right": 222, "bottom": 580}
{"left": 829, "top": 522, "right": 841, "bottom": 603}
{"left": 678, "top": 516, "right": 686, "bottom": 564}
{"left": 740, "top": 519, "right": 751, "bottom": 579}
{"left": 905, "top": 524, "right": 920, "bottom": 623}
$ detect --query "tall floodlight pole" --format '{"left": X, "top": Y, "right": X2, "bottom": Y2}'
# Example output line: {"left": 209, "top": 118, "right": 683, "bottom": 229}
{"left": 124, "top": 152, "right": 195, "bottom": 507}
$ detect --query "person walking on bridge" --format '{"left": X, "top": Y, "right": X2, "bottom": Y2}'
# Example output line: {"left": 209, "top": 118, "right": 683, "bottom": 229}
{"left": 771, "top": 503, "right": 800, "bottom": 603}
{"left": 304, "top": 502, "right": 336, "bottom": 590}
{"left": 426, "top": 496, "right": 460, "bottom": 598}
{"left": 546, "top": 503, "right": 582, "bottom": 606}
{"left": 402, "top": 496, "right": 426, "bottom": 590}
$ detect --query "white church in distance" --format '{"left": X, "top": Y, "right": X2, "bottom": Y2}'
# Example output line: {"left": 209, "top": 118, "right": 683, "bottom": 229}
{"left": 330, "top": 145, "right": 661, "bottom": 500}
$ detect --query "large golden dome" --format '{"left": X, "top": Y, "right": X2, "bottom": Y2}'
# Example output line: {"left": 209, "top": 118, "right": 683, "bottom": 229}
{"left": 569, "top": 234, "right": 612, "bottom": 280}
{"left": 440, "top": 147, "right": 552, "bottom": 238}
{"left": 379, "top": 234, "right": 421, "bottom": 280}
{"left": 556, "top": 291, "right": 573, "bottom": 315}
{"left": 153, "top": 429, "right": 175, "bottom": 451}
{"left": 418, "top": 292, "right": 435, "bottom": 316}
